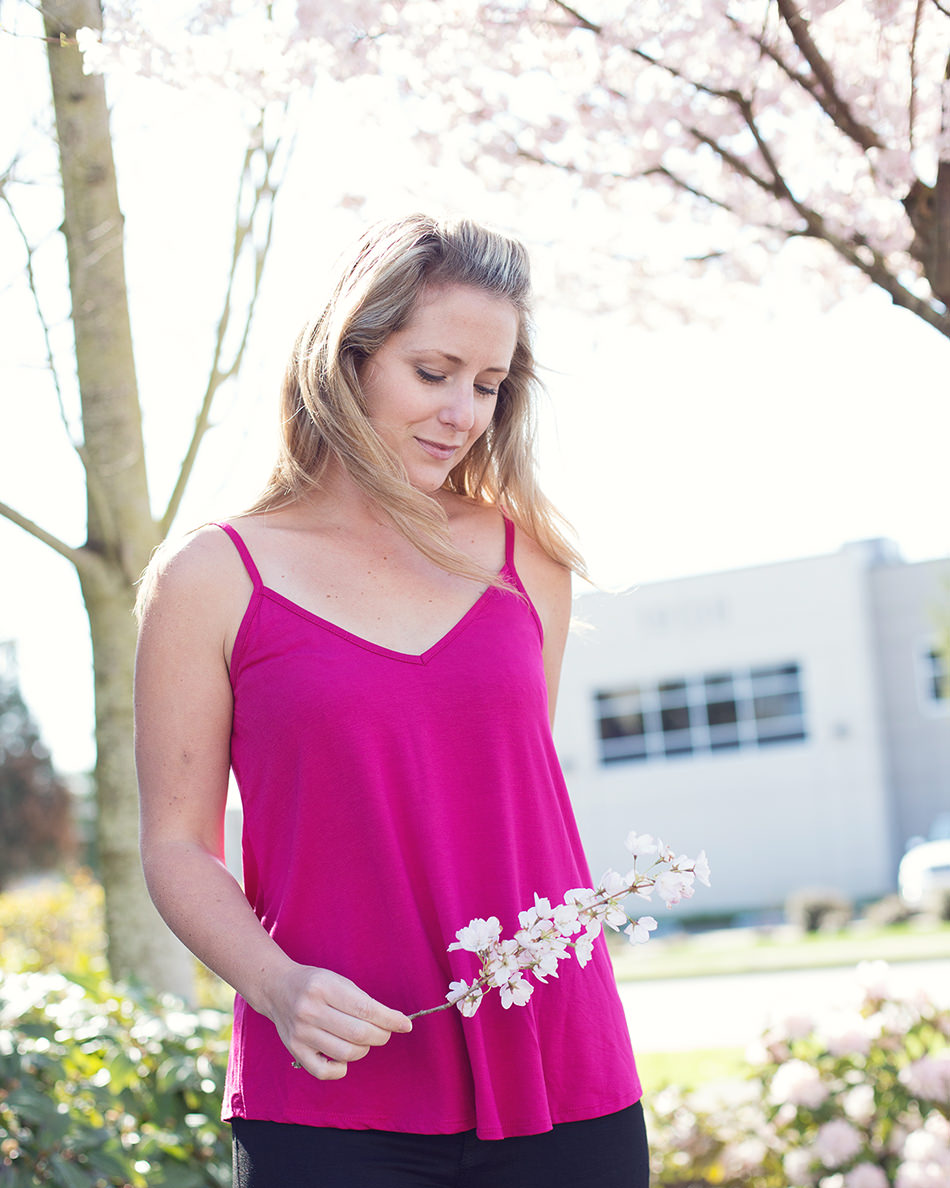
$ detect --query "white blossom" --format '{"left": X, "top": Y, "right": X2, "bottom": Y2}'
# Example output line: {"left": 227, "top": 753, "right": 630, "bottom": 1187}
{"left": 624, "top": 831, "right": 658, "bottom": 858}
{"left": 770, "top": 1059, "right": 831, "bottom": 1109}
{"left": 784, "top": 1146, "right": 817, "bottom": 1184}
{"left": 499, "top": 973, "right": 533, "bottom": 1009}
{"left": 814, "top": 1119, "right": 863, "bottom": 1169}
{"left": 654, "top": 868, "right": 696, "bottom": 907}
{"left": 844, "top": 1165, "right": 889, "bottom": 1188}
{"left": 899, "top": 1051, "right": 950, "bottom": 1102}
{"left": 842, "top": 1083, "right": 876, "bottom": 1126}
{"left": 625, "top": 916, "right": 658, "bottom": 944}
{"left": 448, "top": 916, "right": 502, "bottom": 954}
{"left": 446, "top": 980, "right": 483, "bottom": 1017}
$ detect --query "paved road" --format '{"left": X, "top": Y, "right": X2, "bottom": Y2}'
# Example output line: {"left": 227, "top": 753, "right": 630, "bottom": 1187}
{"left": 618, "top": 959, "right": 950, "bottom": 1052}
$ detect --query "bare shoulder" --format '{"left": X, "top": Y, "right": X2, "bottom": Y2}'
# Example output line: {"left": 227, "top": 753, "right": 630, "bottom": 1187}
{"left": 136, "top": 523, "right": 251, "bottom": 638}
{"left": 512, "top": 524, "right": 573, "bottom": 638}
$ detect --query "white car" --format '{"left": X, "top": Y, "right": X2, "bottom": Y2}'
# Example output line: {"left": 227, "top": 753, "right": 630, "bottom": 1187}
{"left": 898, "top": 839, "right": 950, "bottom": 909}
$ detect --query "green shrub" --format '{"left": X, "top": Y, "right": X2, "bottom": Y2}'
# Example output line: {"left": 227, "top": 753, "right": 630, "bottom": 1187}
{"left": 0, "top": 869, "right": 106, "bottom": 976}
{"left": 862, "top": 893, "right": 915, "bottom": 928}
{"left": 785, "top": 886, "right": 853, "bottom": 933}
{"left": 0, "top": 970, "right": 232, "bottom": 1186}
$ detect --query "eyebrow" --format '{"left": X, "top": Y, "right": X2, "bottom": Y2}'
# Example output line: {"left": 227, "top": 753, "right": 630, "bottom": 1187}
{"left": 417, "top": 349, "right": 509, "bottom": 375}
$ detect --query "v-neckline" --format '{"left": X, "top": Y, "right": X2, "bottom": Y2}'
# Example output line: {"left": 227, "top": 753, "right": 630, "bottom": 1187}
{"left": 256, "top": 569, "right": 507, "bottom": 664}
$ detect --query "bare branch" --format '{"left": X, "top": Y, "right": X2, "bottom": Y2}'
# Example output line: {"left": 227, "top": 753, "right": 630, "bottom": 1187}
{"left": 0, "top": 182, "right": 121, "bottom": 554}
{"left": 773, "top": 0, "right": 884, "bottom": 150}
{"left": 1, "top": 189, "right": 75, "bottom": 448}
{"left": 0, "top": 499, "right": 82, "bottom": 565}
{"left": 549, "top": 0, "right": 601, "bottom": 34}
{"left": 551, "top": 0, "right": 740, "bottom": 105}
{"left": 160, "top": 111, "right": 290, "bottom": 536}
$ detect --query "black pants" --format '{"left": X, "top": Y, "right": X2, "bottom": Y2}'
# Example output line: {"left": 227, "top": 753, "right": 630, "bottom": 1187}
{"left": 232, "top": 1101, "right": 649, "bottom": 1187}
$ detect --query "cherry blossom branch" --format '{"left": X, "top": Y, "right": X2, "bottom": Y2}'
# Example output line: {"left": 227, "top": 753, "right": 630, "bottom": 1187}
{"left": 408, "top": 832, "right": 710, "bottom": 1020}
{"left": 773, "top": 0, "right": 884, "bottom": 152}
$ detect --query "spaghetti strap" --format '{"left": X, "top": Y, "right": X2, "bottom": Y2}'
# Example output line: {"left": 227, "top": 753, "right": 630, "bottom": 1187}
{"left": 502, "top": 515, "right": 516, "bottom": 571}
{"left": 214, "top": 522, "right": 263, "bottom": 590}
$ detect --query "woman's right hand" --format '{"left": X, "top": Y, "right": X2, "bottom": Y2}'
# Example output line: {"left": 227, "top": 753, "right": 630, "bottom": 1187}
{"left": 267, "top": 964, "right": 413, "bottom": 1080}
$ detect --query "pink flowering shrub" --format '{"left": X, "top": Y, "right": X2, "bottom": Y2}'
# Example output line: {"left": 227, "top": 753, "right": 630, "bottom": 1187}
{"left": 647, "top": 962, "right": 950, "bottom": 1187}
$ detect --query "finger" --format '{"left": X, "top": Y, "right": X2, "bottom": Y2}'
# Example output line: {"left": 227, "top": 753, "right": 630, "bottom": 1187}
{"left": 320, "top": 1007, "right": 407, "bottom": 1051}
{"left": 333, "top": 985, "right": 413, "bottom": 1036}
{"left": 295, "top": 1051, "right": 349, "bottom": 1081}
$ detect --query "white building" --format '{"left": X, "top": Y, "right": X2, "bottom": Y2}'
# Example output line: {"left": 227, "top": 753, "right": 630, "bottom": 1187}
{"left": 555, "top": 541, "right": 950, "bottom": 920}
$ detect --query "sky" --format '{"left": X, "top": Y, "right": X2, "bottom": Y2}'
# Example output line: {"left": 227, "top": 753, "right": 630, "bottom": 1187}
{"left": 2, "top": 12, "right": 949, "bottom": 774}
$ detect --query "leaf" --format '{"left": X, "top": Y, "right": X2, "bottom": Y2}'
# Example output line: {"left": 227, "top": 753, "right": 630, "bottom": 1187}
{"left": 47, "top": 1153, "right": 95, "bottom": 1188}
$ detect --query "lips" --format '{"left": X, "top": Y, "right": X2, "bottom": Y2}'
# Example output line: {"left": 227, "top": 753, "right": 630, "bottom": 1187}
{"left": 415, "top": 437, "right": 461, "bottom": 460}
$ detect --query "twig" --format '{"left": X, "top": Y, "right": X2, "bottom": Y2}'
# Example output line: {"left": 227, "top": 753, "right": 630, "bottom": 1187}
{"left": 160, "top": 106, "right": 291, "bottom": 536}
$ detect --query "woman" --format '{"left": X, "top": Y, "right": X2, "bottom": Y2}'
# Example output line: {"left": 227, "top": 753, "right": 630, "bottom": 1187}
{"left": 134, "top": 214, "right": 648, "bottom": 1187}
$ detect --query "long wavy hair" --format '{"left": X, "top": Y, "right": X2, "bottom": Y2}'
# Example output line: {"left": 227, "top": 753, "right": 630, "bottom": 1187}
{"left": 247, "top": 213, "right": 586, "bottom": 583}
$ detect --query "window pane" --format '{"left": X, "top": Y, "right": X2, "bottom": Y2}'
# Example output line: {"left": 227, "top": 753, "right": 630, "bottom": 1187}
{"left": 757, "top": 725, "right": 807, "bottom": 745}
{"left": 598, "top": 712, "right": 645, "bottom": 741}
{"left": 754, "top": 691, "right": 802, "bottom": 721}
{"left": 706, "top": 699, "right": 737, "bottom": 726}
{"left": 708, "top": 722, "right": 740, "bottom": 748}
{"left": 663, "top": 730, "right": 693, "bottom": 757}
{"left": 602, "top": 735, "right": 648, "bottom": 762}
{"left": 661, "top": 704, "right": 690, "bottom": 732}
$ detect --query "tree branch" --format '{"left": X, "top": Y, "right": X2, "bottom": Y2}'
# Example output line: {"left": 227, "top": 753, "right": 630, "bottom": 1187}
{"left": 0, "top": 181, "right": 122, "bottom": 557}
{"left": 730, "top": 13, "right": 883, "bottom": 152}
{"left": 549, "top": 0, "right": 601, "bottom": 33}
{"left": 773, "top": 0, "right": 884, "bottom": 151}
{"left": 689, "top": 107, "right": 950, "bottom": 337}
{"left": 550, "top": 0, "right": 739, "bottom": 105}
{"left": 0, "top": 500, "right": 83, "bottom": 566}
{"left": 160, "top": 110, "right": 289, "bottom": 536}
{"left": 0, "top": 188, "right": 73, "bottom": 442}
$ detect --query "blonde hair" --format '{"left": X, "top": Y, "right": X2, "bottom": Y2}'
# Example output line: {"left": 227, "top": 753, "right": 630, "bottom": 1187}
{"left": 248, "top": 213, "right": 585, "bottom": 582}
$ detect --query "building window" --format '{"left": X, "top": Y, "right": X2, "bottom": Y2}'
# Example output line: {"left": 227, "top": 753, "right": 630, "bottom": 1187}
{"left": 594, "top": 661, "right": 807, "bottom": 765}
{"left": 923, "top": 646, "right": 949, "bottom": 704}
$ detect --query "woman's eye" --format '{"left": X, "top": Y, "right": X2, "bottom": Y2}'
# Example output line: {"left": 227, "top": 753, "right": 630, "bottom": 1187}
{"left": 416, "top": 368, "right": 444, "bottom": 384}
{"left": 475, "top": 384, "right": 498, "bottom": 398}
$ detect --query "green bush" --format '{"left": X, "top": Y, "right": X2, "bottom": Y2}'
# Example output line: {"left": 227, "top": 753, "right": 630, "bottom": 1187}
{"left": 0, "top": 869, "right": 106, "bottom": 976}
{"left": 0, "top": 970, "right": 232, "bottom": 1186}
{"left": 785, "top": 886, "right": 853, "bottom": 933}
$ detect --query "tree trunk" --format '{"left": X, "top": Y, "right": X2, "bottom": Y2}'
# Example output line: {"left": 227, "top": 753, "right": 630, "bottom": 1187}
{"left": 43, "top": 0, "right": 195, "bottom": 998}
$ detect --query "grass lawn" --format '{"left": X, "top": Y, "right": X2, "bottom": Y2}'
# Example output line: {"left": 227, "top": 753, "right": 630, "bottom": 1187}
{"left": 607, "top": 918, "right": 950, "bottom": 982}
{"left": 635, "top": 1046, "right": 749, "bottom": 1093}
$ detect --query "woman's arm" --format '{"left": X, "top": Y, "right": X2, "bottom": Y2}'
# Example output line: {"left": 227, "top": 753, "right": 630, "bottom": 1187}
{"left": 512, "top": 528, "right": 573, "bottom": 726}
{"left": 134, "top": 528, "right": 411, "bottom": 1078}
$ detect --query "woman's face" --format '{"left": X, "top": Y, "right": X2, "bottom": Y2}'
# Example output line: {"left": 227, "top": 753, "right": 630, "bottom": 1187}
{"left": 359, "top": 283, "right": 519, "bottom": 493}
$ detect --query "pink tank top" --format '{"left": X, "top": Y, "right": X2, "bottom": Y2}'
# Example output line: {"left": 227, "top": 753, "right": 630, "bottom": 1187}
{"left": 218, "top": 516, "right": 640, "bottom": 1139}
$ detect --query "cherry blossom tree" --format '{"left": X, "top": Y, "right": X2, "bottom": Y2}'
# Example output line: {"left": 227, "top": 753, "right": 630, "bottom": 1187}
{"left": 388, "top": 0, "right": 950, "bottom": 338}
{"left": 83, "top": 0, "right": 950, "bottom": 336}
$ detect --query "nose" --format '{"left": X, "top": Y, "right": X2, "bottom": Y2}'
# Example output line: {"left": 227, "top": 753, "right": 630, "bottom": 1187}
{"left": 438, "top": 382, "right": 476, "bottom": 433}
